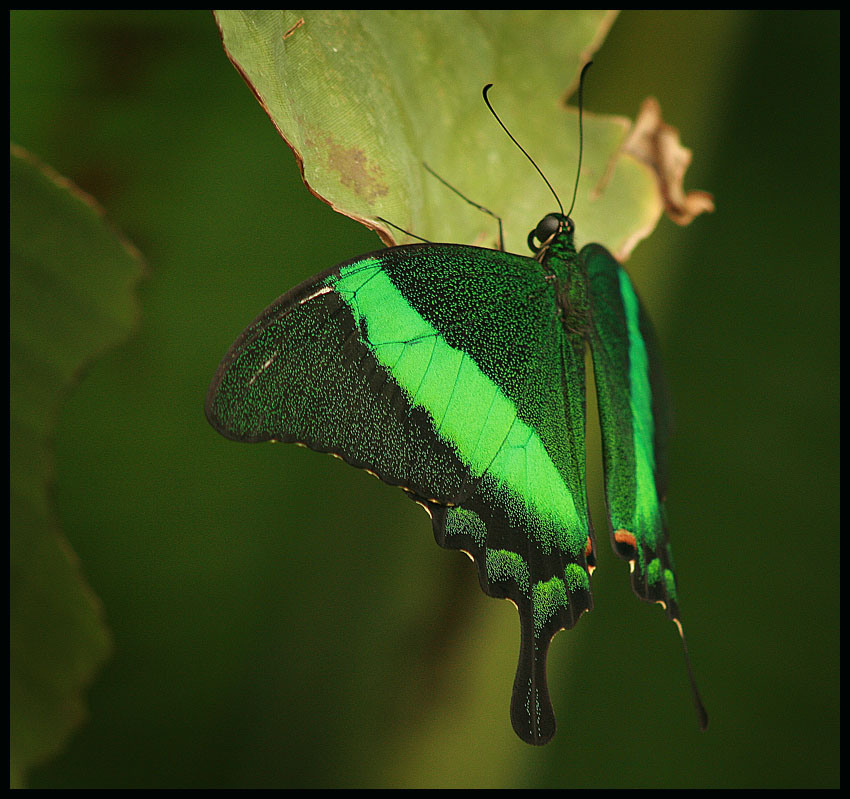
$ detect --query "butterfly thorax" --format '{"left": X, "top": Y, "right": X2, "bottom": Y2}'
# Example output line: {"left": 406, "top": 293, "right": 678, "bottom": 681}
{"left": 528, "top": 212, "right": 590, "bottom": 336}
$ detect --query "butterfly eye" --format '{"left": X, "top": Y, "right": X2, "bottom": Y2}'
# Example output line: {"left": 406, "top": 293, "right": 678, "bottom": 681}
{"left": 528, "top": 213, "right": 565, "bottom": 253}
{"left": 536, "top": 213, "right": 562, "bottom": 239}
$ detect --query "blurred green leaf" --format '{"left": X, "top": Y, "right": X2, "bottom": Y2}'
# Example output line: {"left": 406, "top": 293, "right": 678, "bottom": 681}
{"left": 214, "top": 10, "right": 703, "bottom": 258}
{"left": 7, "top": 10, "right": 839, "bottom": 789}
{"left": 9, "top": 146, "right": 145, "bottom": 787}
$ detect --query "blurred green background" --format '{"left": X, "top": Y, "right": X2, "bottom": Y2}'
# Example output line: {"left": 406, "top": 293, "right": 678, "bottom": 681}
{"left": 10, "top": 10, "right": 839, "bottom": 788}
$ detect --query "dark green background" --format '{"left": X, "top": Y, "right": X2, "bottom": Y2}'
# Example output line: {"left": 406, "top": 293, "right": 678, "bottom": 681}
{"left": 10, "top": 10, "right": 839, "bottom": 788}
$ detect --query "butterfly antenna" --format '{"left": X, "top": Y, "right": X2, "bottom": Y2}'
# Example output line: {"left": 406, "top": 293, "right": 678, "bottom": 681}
{"left": 482, "top": 84, "right": 564, "bottom": 216}
{"left": 566, "top": 60, "right": 594, "bottom": 219}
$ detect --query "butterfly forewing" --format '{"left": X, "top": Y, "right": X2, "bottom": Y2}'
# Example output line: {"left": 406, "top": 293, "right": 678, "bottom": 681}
{"left": 206, "top": 257, "right": 474, "bottom": 502}
{"left": 206, "top": 242, "right": 595, "bottom": 745}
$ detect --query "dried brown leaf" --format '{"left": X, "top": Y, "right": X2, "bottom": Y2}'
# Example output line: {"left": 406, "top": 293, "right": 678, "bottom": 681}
{"left": 623, "top": 97, "right": 715, "bottom": 226}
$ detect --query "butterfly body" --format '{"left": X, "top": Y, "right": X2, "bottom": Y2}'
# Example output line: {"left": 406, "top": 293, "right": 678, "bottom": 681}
{"left": 206, "top": 210, "right": 705, "bottom": 745}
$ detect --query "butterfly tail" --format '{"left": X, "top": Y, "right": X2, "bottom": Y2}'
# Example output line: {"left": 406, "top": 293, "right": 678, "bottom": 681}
{"left": 428, "top": 491, "right": 593, "bottom": 745}
{"left": 509, "top": 599, "right": 557, "bottom": 745}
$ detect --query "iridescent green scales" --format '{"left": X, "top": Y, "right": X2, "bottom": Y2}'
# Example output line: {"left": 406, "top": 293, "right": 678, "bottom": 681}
{"left": 206, "top": 211, "right": 707, "bottom": 744}
{"left": 332, "top": 257, "right": 585, "bottom": 558}
{"left": 485, "top": 548, "right": 529, "bottom": 593}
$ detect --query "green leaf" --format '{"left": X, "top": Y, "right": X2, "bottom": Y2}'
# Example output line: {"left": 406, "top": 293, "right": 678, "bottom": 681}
{"left": 214, "top": 10, "right": 708, "bottom": 259}
{"left": 9, "top": 145, "right": 145, "bottom": 787}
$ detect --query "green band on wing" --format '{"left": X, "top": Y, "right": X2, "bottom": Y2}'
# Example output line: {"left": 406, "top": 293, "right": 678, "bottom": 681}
{"left": 532, "top": 576, "right": 570, "bottom": 634}
{"left": 564, "top": 562, "right": 590, "bottom": 593}
{"left": 333, "top": 259, "right": 583, "bottom": 556}
{"left": 444, "top": 507, "right": 488, "bottom": 547}
{"left": 618, "top": 269, "right": 661, "bottom": 549}
{"left": 663, "top": 568, "right": 678, "bottom": 603}
{"left": 647, "top": 557, "right": 662, "bottom": 586}
{"left": 486, "top": 549, "right": 530, "bottom": 594}
{"left": 648, "top": 559, "right": 678, "bottom": 604}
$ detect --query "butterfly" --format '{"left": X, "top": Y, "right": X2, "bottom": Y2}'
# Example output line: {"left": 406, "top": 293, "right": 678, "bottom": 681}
{"left": 205, "top": 66, "right": 707, "bottom": 745}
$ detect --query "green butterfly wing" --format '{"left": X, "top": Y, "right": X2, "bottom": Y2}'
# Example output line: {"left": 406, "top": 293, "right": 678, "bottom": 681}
{"left": 206, "top": 255, "right": 477, "bottom": 502}
{"left": 583, "top": 242, "right": 708, "bottom": 729}
{"left": 206, "top": 243, "right": 595, "bottom": 745}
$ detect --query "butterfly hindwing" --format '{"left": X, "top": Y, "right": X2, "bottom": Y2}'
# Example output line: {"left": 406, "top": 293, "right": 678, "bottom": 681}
{"left": 584, "top": 242, "right": 708, "bottom": 729}
{"left": 206, "top": 243, "right": 595, "bottom": 745}
{"left": 583, "top": 243, "right": 680, "bottom": 617}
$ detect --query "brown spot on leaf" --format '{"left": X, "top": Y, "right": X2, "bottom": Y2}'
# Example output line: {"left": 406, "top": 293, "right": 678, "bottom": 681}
{"left": 623, "top": 97, "right": 715, "bottom": 226}
{"left": 324, "top": 135, "right": 390, "bottom": 203}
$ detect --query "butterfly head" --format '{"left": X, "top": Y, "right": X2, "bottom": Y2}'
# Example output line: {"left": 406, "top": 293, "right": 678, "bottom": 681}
{"left": 527, "top": 212, "right": 575, "bottom": 256}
